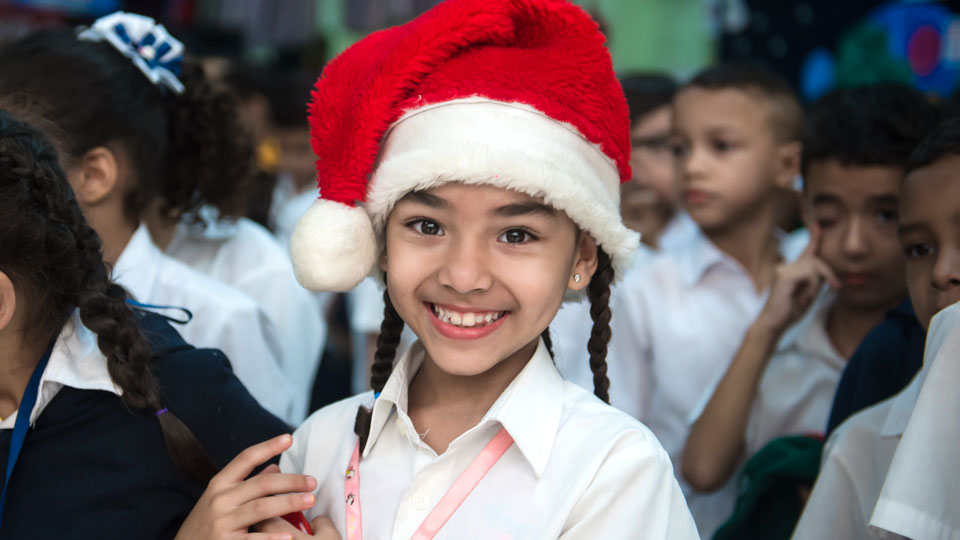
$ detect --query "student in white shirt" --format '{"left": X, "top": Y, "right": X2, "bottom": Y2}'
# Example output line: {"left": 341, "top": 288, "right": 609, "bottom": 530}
{"left": 180, "top": 2, "right": 700, "bottom": 538}
{"left": 607, "top": 63, "right": 804, "bottom": 536}
{"left": 0, "top": 16, "right": 297, "bottom": 422}
{"left": 793, "top": 116, "right": 960, "bottom": 540}
{"left": 157, "top": 207, "right": 325, "bottom": 423}
{"left": 682, "top": 85, "right": 937, "bottom": 506}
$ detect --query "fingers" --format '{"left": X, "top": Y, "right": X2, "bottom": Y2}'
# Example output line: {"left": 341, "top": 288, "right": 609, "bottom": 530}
{"left": 812, "top": 258, "right": 841, "bottom": 289}
{"left": 229, "top": 470, "right": 317, "bottom": 509}
{"left": 217, "top": 435, "right": 294, "bottom": 486}
{"left": 800, "top": 224, "right": 822, "bottom": 260}
{"left": 243, "top": 533, "right": 297, "bottom": 540}
{"left": 233, "top": 493, "right": 317, "bottom": 531}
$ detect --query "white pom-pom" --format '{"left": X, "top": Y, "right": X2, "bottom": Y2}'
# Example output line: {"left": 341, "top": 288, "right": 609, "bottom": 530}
{"left": 289, "top": 199, "right": 377, "bottom": 292}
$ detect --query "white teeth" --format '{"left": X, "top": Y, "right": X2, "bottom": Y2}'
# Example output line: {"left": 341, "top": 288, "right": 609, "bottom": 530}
{"left": 431, "top": 304, "right": 503, "bottom": 328}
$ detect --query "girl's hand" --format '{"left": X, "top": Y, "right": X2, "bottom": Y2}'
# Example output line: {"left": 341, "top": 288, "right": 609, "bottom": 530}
{"left": 174, "top": 434, "right": 318, "bottom": 540}
{"left": 258, "top": 516, "right": 342, "bottom": 540}
{"left": 757, "top": 227, "right": 840, "bottom": 336}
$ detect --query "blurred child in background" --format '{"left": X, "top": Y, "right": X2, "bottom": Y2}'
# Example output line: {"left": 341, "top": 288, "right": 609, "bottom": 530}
{"left": 609, "top": 63, "right": 804, "bottom": 536}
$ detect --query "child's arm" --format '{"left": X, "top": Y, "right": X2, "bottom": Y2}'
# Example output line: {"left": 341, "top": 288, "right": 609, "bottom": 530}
{"left": 682, "top": 231, "right": 838, "bottom": 492}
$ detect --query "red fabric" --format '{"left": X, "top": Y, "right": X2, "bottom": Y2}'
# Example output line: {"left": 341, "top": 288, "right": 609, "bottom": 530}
{"left": 308, "top": 0, "right": 630, "bottom": 207}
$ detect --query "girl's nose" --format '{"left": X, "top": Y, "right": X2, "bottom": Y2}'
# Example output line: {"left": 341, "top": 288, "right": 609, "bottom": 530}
{"left": 437, "top": 238, "right": 494, "bottom": 295}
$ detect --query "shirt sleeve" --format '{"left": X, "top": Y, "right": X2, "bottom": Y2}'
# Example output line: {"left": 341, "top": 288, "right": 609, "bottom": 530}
{"left": 559, "top": 431, "right": 699, "bottom": 540}
{"left": 791, "top": 440, "right": 870, "bottom": 540}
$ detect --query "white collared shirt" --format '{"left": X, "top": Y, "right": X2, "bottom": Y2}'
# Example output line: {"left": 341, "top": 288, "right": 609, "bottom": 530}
{"left": 869, "top": 302, "right": 960, "bottom": 540}
{"left": 281, "top": 339, "right": 699, "bottom": 540}
{"left": 165, "top": 208, "right": 325, "bottom": 423}
{"left": 113, "top": 224, "right": 296, "bottom": 422}
{"left": 0, "top": 311, "right": 119, "bottom": 430}
{"left": 603, "top": 229, "right": 794, "bottom": 537}
{"left": 747, "top": 287, "right": 844, "bottom": 457}
{"left": 791, "top": 368, "right": 923, "bottom": 540}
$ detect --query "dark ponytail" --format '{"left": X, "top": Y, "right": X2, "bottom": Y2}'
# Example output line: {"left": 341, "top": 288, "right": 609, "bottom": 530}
{"left": 586, "top": 248, "right": 613, "bottom": 403}
{"left": 0, "top": 110, "right": 217, "bottom": 483}
{"left": 354, "top": 286, "right": 405, "bottom": 453}
{"left": 0, "top": 28, "right": 254, "bottom": 225}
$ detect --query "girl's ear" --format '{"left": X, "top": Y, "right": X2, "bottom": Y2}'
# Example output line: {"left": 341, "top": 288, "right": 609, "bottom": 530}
{"left": 568, "top": 234, "right": 599, "bottom": 291}
{"left": 0, "top": 271, "right": 17, "bottom": 333}
{"left": 68, "top": 146, "right": 120, "bottom": 206}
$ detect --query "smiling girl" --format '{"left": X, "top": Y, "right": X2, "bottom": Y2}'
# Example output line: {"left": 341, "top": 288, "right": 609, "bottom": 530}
{"left": 184, "top": 1, "right": 697, "bottom": 538}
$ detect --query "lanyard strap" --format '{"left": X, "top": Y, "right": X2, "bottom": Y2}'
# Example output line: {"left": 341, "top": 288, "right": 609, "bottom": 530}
{"left": 125, "top": 299, "right": 193, "bottom": 325}
{"left": 344, "top": 426, "right": 514, "bottom": 540}
{"left": 0, "top": 335, "right": 57, "bottom": 530}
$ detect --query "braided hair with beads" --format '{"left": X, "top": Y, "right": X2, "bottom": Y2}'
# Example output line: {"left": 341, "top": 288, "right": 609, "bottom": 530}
{"left": 0, "top": 109, "right": 218, "bottom": 482}
{"left": 352, "top": 247, "right": 614, "bottom": 453}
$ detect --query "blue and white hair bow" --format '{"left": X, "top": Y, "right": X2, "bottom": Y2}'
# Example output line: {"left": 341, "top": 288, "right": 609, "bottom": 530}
{"left": 77, "top": 11, "right": 185, "bottom": 94}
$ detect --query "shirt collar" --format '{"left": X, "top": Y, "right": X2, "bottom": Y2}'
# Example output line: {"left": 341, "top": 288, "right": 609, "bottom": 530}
{"left": 1, "top": 311, "right": 121, "bottom": 429}
{"left": 775, "top": 287, "right": 845, "bottom": 370}
{"left": 677, "top": 229, "right": 792, "bottom": 289}
{"left": 366, "top": 339, "right": 564, "bottom": 477}
{"left": 112, "top": 223, "right": 162, "bottom": 302}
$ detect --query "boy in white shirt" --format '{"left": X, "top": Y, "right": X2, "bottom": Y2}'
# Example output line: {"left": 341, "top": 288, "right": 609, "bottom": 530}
{"left": 607, "top": 63, "right": 803, "bottom": 536}
{"left": 793, "top": 116, "right": 960, "bottom": 540}
{"left": 682, "top": 84, "right": 938, "bottom": 513}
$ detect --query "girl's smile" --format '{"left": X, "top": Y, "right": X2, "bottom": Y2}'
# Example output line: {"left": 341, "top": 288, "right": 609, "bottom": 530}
{"left": 425, "top": 301, "right": 510, "bottom": 339}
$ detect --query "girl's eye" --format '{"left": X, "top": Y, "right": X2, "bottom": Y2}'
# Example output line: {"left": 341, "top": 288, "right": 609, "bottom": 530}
{"left": 499, "top": 228, "right": 536, "bottom": 244}
{"left": 904, "top": 243, "right": 934, "bottom": 259}
{"left": 412, "top": 219, "right": 444, "bottom": 236}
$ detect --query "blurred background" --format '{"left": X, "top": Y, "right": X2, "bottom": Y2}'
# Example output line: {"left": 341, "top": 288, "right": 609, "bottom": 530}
{"left": 3, "top": 0, "right": 960, "bottom": 102}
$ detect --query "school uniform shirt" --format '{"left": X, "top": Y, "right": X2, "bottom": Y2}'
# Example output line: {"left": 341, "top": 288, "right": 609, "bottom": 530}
{"left": 790, "top": 369, "right": 923, "bottom": 540}
{"left": 746, "top": 287, "right": 844, "bottom": 457}
{"left": 165, "top": 208, "right": 325, "bottom": 423}
{"left": 657, "top": 211, "right": 698, "bottom": 251}
{"left": 869, "top": 302, "right": 960, "bottom": 540}
{"left": 281, "top": 339, "right": 699, "bottom": 540}
{"left": 683, "top": 288, "right": 844, "bottom": 535}
{"left": 113, "top": 224, "right": 296, "bottom": 421}
{"left": 608, "top": 228, "right": 794, "bottom": 537}
{"left": 0, "top": 310, "right": 290, "bottom": 540}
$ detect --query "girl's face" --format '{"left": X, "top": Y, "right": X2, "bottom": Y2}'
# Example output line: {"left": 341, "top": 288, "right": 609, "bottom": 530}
{"left": 382, "top": 183, "right": 596, "bottom": 376}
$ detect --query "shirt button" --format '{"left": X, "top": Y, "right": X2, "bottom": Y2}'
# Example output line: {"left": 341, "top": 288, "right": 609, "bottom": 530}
{"left": 395, "top": 418, "right": 407, "bottom": 436}
{"left": 412, "top": 491, "right": 430, "bottom": 509}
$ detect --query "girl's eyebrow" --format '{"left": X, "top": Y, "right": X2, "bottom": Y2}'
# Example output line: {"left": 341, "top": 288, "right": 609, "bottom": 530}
{"left": 493, "top": 202, "right": 558, "bottom": 217}
{"left": 401, "top": 191, "right": 450, "bottom": 208}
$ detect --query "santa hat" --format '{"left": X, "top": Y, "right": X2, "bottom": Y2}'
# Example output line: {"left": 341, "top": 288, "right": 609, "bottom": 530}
{"left": 290, "top": 0, "right": 639, "bottom": 292}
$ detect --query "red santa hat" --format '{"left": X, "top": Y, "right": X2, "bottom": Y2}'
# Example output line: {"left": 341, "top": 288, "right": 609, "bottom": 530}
{"left": 291, "top": 0, "right": 639, "bottom": 292}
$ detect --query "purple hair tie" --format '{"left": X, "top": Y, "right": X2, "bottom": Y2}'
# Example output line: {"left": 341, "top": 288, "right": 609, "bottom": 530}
{"left": 155, "top": 408, "right": 168, "bottom": 417}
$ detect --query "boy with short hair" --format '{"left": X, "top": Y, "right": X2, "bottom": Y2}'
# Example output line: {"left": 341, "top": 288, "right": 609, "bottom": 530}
{"left": 608, "top": 63, "right": 803, "bottom": 535}
{"left": 793, "top": 116, "right": 960, "bottom": 540}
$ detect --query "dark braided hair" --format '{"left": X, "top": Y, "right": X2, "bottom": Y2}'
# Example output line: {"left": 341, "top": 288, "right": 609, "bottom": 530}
{"left": 352, "top": 246, "right": 614, "bottom": 450}
{"left": 586, "top": 247, "right": 613, "bottom": 403}
{"left": 0, "top": 109, "right": 217, "bottom": 482}
{"left": 354, "top": 286, "right": 405, "bottom": 453}
{"left": 0, "top": 28, "right": 254, "bottom": 225}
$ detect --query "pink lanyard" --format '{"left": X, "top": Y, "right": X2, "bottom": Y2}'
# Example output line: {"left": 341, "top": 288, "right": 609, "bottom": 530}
{"left": 344, "top": 426, "right": 514, "bottom": 540}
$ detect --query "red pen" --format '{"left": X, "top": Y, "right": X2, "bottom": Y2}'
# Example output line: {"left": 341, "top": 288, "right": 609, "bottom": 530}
{"left": 282, "top": 511, "right": 314, "bottom": 534}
